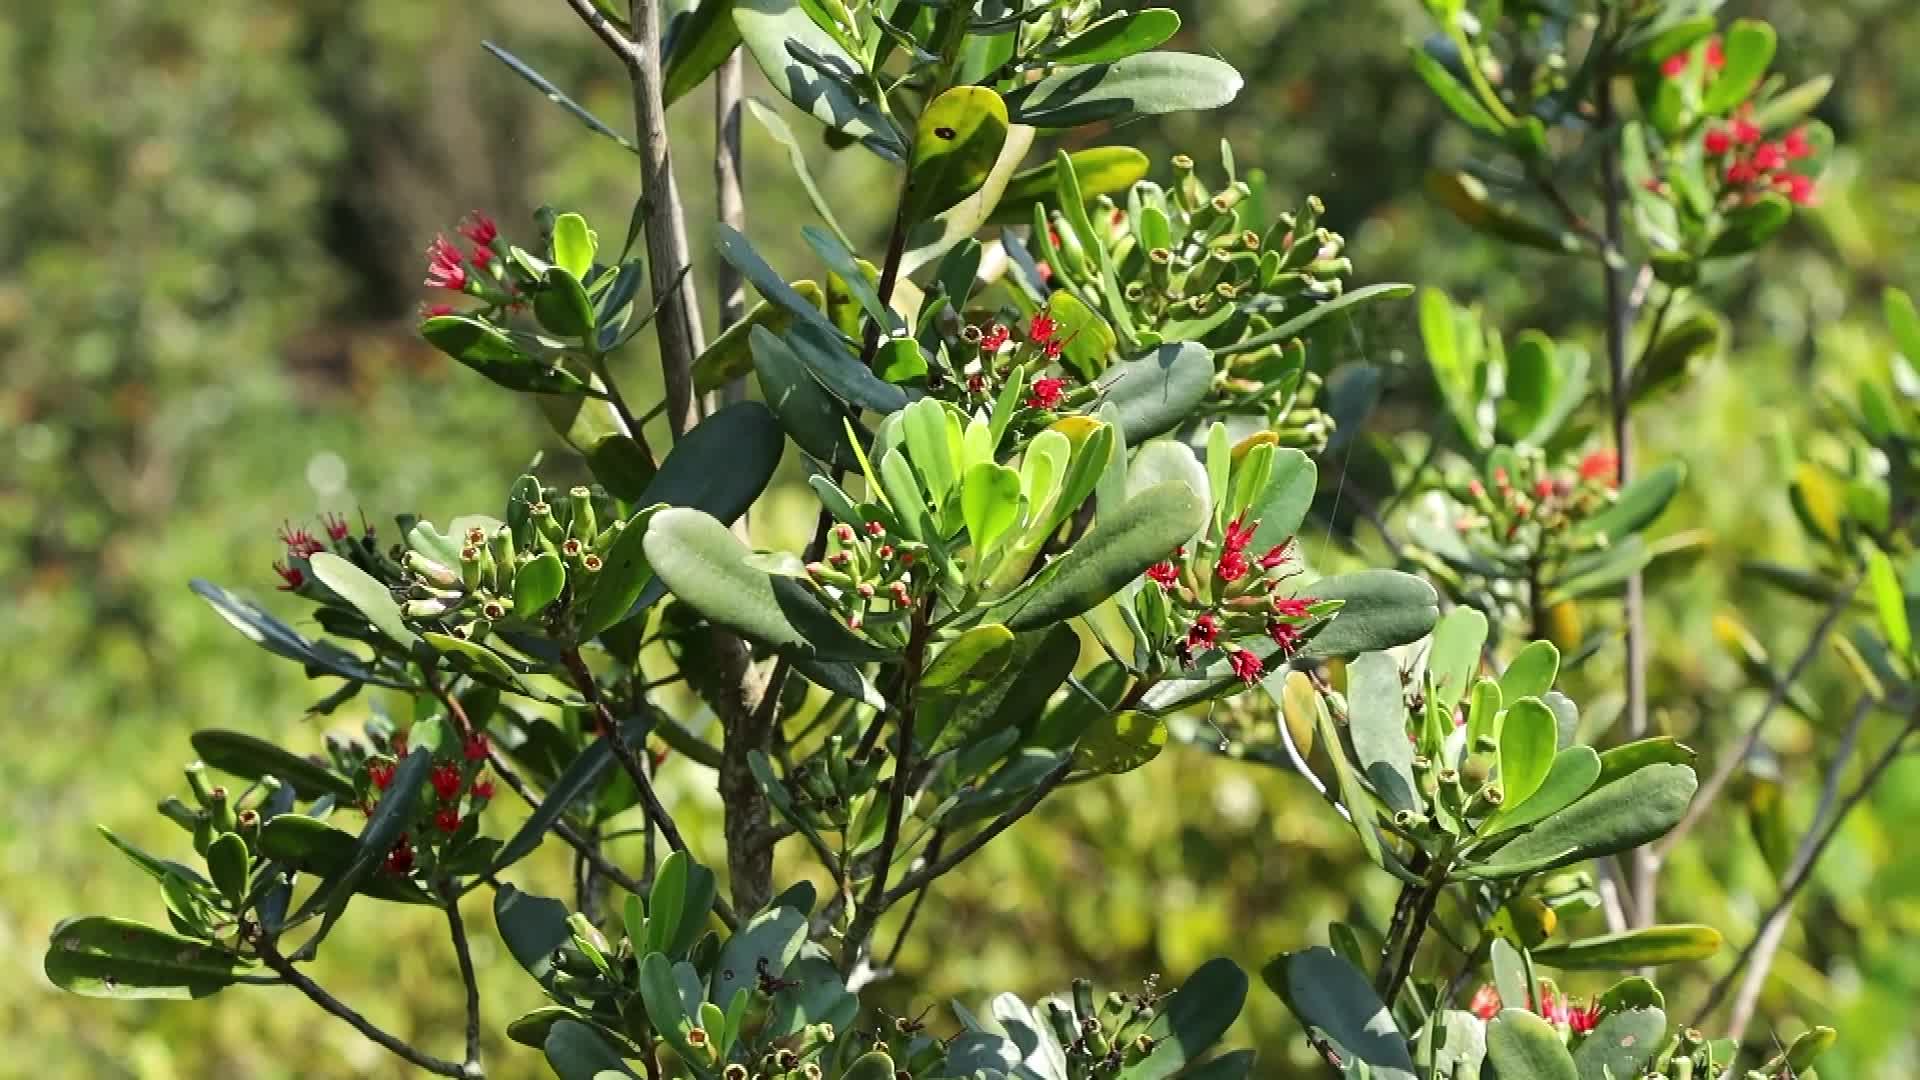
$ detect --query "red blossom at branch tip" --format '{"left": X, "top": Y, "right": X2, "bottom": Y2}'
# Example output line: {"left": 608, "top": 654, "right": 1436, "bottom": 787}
{"left": 273, "top": 561, "right": 304, "bottom": 591}
{"left": 1227, "top": 648, "right": 1264, "bottom": 685}
{"left": 424, "top": 236, "right": 467, "bottom": 291}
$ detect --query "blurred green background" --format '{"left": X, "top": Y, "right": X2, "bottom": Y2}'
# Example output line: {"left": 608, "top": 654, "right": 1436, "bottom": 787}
{"left": 7, "top": 0, "right": 1920, "bottom": 1075}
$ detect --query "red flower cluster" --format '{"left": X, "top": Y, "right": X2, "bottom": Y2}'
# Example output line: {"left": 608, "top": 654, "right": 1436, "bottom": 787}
{"left": 1027, "top": 376, "right": 1070, "bottom": 410}
{"left": 1661, "top": 35, "right": 1725, "bottom": 79}
{"left": 1469, "top": 984, "right": 1602, "bottom": 1034}
{"left": 1710, "top": 113, "right": 1816, "bottom": 205}
{"left": 1577, "top": 449, "right": 1618, "bottom": 487}
{"left": 1144, "top": 512, "right": 1318, "bottom": 684}
{"left": 424, "top": 236, "right": 468, "bottom": 292}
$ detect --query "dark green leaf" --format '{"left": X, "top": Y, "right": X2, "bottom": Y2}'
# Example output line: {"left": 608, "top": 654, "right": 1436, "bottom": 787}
{"left": 1004, "top": 53, "right": 1243, "bottom": 128}
{"left": 1262, "top": 948, "right": 1415, "bottom": 1080}
{"left": 1533, "top": 925, "right": 1721, "bottom": 970}
{"left": 1095, "top": 342, "right": 1214, "bottom": 444}
{"left": 905, "top": 86, "right": 1011, "bottom": 223}
{"left": 190, "top": 730, "right": 355, "bottom": 802}
{"left": 1480, "top": 764, "right": 1697, "bottom": 876}
{"left": 999, "top": 481, "right": 1207, "bottom": 631}
{"left": 1299, "top": 571, "right": 1441, "bottom": 659}
{"left": 1485, "top": 1009, "right": 1576, "bottom": 1080}
{"left": 734, "top": 0, "right": 904, "bottom": 161}
{"left": 1119, "top": 957, "right": 1248, "bottom": 1080}
{"left": 482, "top": 42, "right": 638, "bottom": 153}
{"left": 662, "top": 0, "right": 742, "bottom": 106}
{"left": 1571, "top": 1008, "right": 1667, "bottom": 1080}
{"left": 45, "top": 917, "right": 249, "bottom": 1000}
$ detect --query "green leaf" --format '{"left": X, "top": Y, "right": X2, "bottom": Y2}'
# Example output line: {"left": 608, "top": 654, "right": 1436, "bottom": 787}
{"left": 190, "top": 579, "right": 409, "bottom": 688}
{"left": 1245, "top": 449, "right": 1316, "bottom": 554}
{"left": 1534, "top": 925, "right": 1721, "bottom": 970}
{"left": 1046, "top": 290, "right": 1118, "bottom": 381}
{"left": 1780, "top": 1027, "right": 1838, "bottom": 1072}
{"left": 900, "top": 124, "right": 1039, "bottom": 278}
{"left": 491, "top": 743, "right": 615, "bottom": 874}
{"left": 309, "top": 552, "right": 417, "bottom": 649}
{"left": 961, "top": 461, "right": 1023, "bottom": 556}
{"left": 905, "top": 86, "right": 1011, "bottom": 224}
{"left": 1707, "top": 192, "right": 1792, "bottom": 257}
{"left": 256, "top": 815, "right": 432, "bottom": 904}
{"left": 1574, "top": 462, "right": 1684, "bottom": 543}
{"left": 644, "top": 507, "right": 884, "bottom": 660}
{"left": 189, "top": 730, "right": 355, "bottom": 801}
{"left": 711, "top": 902, "right": 807, "bottom": 1008}
{"left": 496, "top": 885, "right": 574, "bottom": 990}
{"left": 1480, "top": 764, "right": 1697, "bottom": 876}
{"left": 1497, "top": 331, "right": 1567, "bottom": 443}
{"left": 646, "top": 850, "right": 717, "bottom": 959}
{"left": 513, "top": 553, "right": 567, "bottom": 619}
{"left": 1000, "top": 481, "right": 1207, "bottom": 631}
{"left": 745, "top": 100, "right": 852, "bottom": 249}
{"left": 734, "top": 0, "right": 904, "bottom": 161}
{"left": 297, "top": 748, "right": 432, "bottom": 934}
{"left": 924, "top": 624, "right": 1017, "bottom": 694}
{"left": 1005, "top": 53, "right": 1243, "bottom": 128}
{"left": 1427, "top": 606, "right": 1488, "bottom": 712}
{"left": 1215, "top": 283, "right": 1415, "bottom": 358}
{"left": 843, "top": 1051, "right": 898, "bottom": 1080}
{"left": 1119, "top": 957, "right": 1248, "bottom": 1080}
{"left": 1491, "top": 747, "right": 1600, "bottom": 833}
{"left": 1073, "top": 710, "right": 1167, "bottom": 775}
{"left": 1485, "top": 1009, "right": 1576, "bottom": 1080}
{"left": 875, "top": 338, "right": 928, "bottom": 383}
{"left": 1408, "top": 46, "right": 1503, "bottom": 137}
{"left": 540, "top": 390, "right": 655, "bottom": 501}
{"left": 1703, "top": 20, "right": 1776, "bottom": 115}
{"left": 550, "top": 213, "right": 597, "bottom": 282}
{"left": 534, "top": 266, "right": 596, "bottom": 339}
{"left": 1867, "top": 544, "right": 1912, "bottom": 658}
{"left": 575, "top": 509, "right": 664, "bottom": 642}
{"left": 1571, "top": 1008, "right": 1667, "bottom": 1080}
{"left": 644, "top": 402, "right": 784, "bottom": 525}
{"left": 1594, "top": 736, "right": 1697, "bottom": 788}
{"left": 482, "top": 42, "right": 637, "bottom": 154}
{"left": 1885, "top": 287, "right": 1920, "bottom": 363}
{"left": 1046, "top": 8, "right": 1180, "bottom": 65}
{"left": 1498, "top": 641, "right": 1560, "bottom": 702}
{"left": 421, "top": 315, "right": 590, "bottom": 396}
{"left": 1299, "top": 571, "right": 1441, "bottom": 659}
{"left": 985, "top": 146, "right": 1151, "bottom": 227}
{"left": 1346, "top": 652, "right": 1418, "bottom": 814}
{"left": 1419, "top": 287, "right": 1489, "bottom": 448}
{"left": 788, "top": 322, "right": 911, "bottom": 413}
{"left": 1262, "top": 948, "right": 1415, "bottom": 1080}
{"left": 1427, "top": 171, "right": 1579, "bottom": 253}
{"left": 752, "top": 326, "right": 858, "bottom": 468}
{"left": 716, "top": 224, "right": 846, "bottom": 341}
{"left": 1631, "top": 309, "right": 1725, "bottom": 403}
{"left": 662, "top": 0, "right": 742, "bottom": 106}
{"left": 1495, "top": 697, "right": 1559, "bottom": 810}
{"left": 45, "top": 917, "right": 249, "bottom": 1000}
{"left": 1096, "top": 342, "right": 1214, "bottom": 444}
{"left": 544, "top": 1018, "right": 638, "bottom": 1079}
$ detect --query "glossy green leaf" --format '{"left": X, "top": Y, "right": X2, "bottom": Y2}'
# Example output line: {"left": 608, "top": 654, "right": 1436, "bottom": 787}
{"left": 575, "top": 507, "right": 664, "bottom": 641}
{"left": 1571, "top": 1008, "right": 1667, "bottom": 1080}
{"left": 752, "top": 326, "right": 858, "bottom": 468}
{"left": 1594, "top": 736, "right": 1697, "bottom": 788}
{"left": 1073, "top": 710, "right": 1167, "bottom": 775}
{"left": 788, "top": 322, "right": 910, "bottom": 412}
{"left": 421, "top": 315, "right": 588, "bottom": 395}
{"left": 734, "top": 0, "right": 904, "bottom": 161}
{"left": 534, "top": 266, "right": 595, "bottom": 339}
{"left": 662, "top": 0, "right": 741, "bottom": 106}
{"left": 297, "top": 748, "right": 432, "bottom": 934}
{"left": 644, "top": 507, "right": 884, "bottom": 660}
{"left": 491, "top": 743, "right": 615, "bottom": 874}
{"left": 1215, "top": 283, "right": 1414, "bottom": 358}
{"left": 1867, "top": 544, "right": 1912, "bottom": 658}
{"left": 1573, "top": 462, "right": 1684, "bottom": 543}
{"left": 190, "top": 579, "right": 409, "bottom": 688}
{"left": 1631, "top": 309, "right": 1725, "bottom": 402}
{"left": 716, "top": 224, "right": 845, "bottom": 341}
{"left": 1485, "top": 1009, "right": 1576, "bottom": 1080}
{"left": 1046, "top": 8, "right": 1180, "bottom": 65}
{"left": 961, "top": 461, "right": 1023, "bottom": 556}
{"left": 1347, "top": 651, "right": 1418, "bottom": 814}
{"left": 1480, "top": 764, "right": 1697, "bottom": 876}
{"left": 711, "top": 901, "right": 807, "bottom": 1008}
{"left": 189, "top": 729, "right": 355, "bottom": 801}
{"left": 1533, "top": 925, "right": 1721, "bottom": 970}
{"left": 495, "top": 884, "right": 573, "bottom": 989}
{"left": 1046, "top": 289, "right": 1118, "bottom": 381}
{"left": 1496, "top": 697, "right": 1558, "bottom": 810}
{"left": 1118, "top": 956, "right": 1248, "bottom": 1080}
{"left": 1262, "top": 948, "right": 1415, "bottom": 1080}
{"left": 1703, "top": 20, "right": 1776, "bottom": 115}
{"left": 1245, "top": 449, "right": 1315, "bottom": 555}
{"left": 1000, "top": 481, "right": 1207, "bottom": 631}
{"left": 1095, "top": 342, "right": 1214, "bottom": 444}
{"left": 309, "top": 552, "right": 417, "bottom": 649}
{"left": 923, "top": 624, "right": 1017, "bottom": 693}
{"left": 1498, "top": 640, "right": 1560, "bottom": 702}
{"left": 645, "top": 850, "right": 717, "bottom": 959}
{"left": 513, "top": 553, "right": 566, "bottom": 619}
{"left": 695, "top": 285, "right": 827, "bottom": 394}
{"left": 900, "top": 123, "right": 1038, "bottom": 277}
{"left": 1299, "top": 571, "right": 1441, "bottom": 659}
{"left": 905, "top": 86, "right": 1010, "bottom": 223}
{"left": 1427, "top": 171, "right": 1579, "bottom": 253}
{"left": 985, "top": 146, "right": 1151, "bottom": 226}
{"left": 544, "top": 1018, "right": 638, "bottom": 1079}
{"left": 1490, "top": 746, "right": 1600, "bottom": 833}
{"left": 1005, "top": 53, "right": 1243, "bottom": 128}
{"left": 1707, "top": 192, "right": 1792, "bottom": 257}
{"left": 540, "top": 389, "right": 655, "bottom": 501}
{"left": 1409, "top": 46, "right": 1503, "bottom": 136}
{"left": 642, "top": 401, "right": 785, "bottom": 523}
{"left": 1427, "top": 606, "right": 1487, "bottom": 712}
{"left": 45, "top": 917, "right": 249, "bottom": 1000}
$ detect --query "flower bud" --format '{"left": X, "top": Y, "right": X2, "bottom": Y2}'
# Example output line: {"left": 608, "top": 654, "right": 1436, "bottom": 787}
{"left": 569, "top": 486, "right": 597, "bottom": 540}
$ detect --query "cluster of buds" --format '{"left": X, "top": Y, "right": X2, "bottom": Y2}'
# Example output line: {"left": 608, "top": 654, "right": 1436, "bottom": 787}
{"left": 357, "top": 729, "right": 495, "bottom": 877}
{"left": 394, "top": 482, "right": 622, "bottom": 640}
{"left": 800, "top": 519, "right": 928, "bottom": 644}
{"left": 1137, "top": 513, "right": 1327, "bottom": 685}
{"left": 1705, "top": 110, "right": 1818, "bottom": 206}
{"left": 420, "top": 211, "right": 520, "bottom": 315}
{"left": 271, "top": 512, "right": 362, "bottom": 592}
{"left": 1468, "top": 981, "right": 1603, "bottom": 1035}
{"left": 1037, "top": 976, "right": 1167, "bottom": 1077}
{"left": 160, "top": 763, "right": 282, "bottom": 889}
{"left": 778, "top": 734, "right": 888, "bottom": 833}
{"left": 946, "top": 309, "right": 1095, "bottom": 418}
{"left": 1449, "top": 449, "right": 1621, "bottom": 550}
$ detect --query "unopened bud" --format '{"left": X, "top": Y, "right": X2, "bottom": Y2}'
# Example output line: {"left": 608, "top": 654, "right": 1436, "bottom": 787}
{"left": 834, "top": 523, "right": 856, "bottom": 543}
{"left": 569, "top": 486, "right": 597, "bottom": 539}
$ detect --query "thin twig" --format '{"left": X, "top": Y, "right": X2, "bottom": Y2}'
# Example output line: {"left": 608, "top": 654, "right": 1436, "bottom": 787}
{"left": 1654, "top": 584, "right": 1856, "bottom": 859}
{"left": 258, "top": 938, "right": 472, "bottom": 1077}
{"left": 883, "top": 830, "right": 944, "bottom": 968}
{"left": 880, "top": 760, "right": 1073, "bottom": 907}
{"left": 443, "top": 893, "right": 485, "bottom": 1075}
{"left": 844, "top": 607, "right": 932, "bottom": 965}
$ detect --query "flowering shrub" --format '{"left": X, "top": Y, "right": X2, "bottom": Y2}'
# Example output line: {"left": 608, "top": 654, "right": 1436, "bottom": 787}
{"left": 40, "top": 1, "right": 1894, "bottom": 1078}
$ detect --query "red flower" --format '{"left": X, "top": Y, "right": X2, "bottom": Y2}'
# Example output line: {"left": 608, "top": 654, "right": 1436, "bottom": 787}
{"left": 865, "top": 520, "right": 886, "bottom": 537}
{"left": 1730, "top": 117, "right": 1761, "bottom": 146}
{"left": 1187, "top": 613, "right": 1220, "bottom": 650}
{"left": 1661, "top": 52, "right": 1688, "bottom": 78}
{"left": 458, "top": 211, "right": 499, "bottom": 248}
{"left": 1725, "top": 160, "right": 1757, "bottom": 185}
{"left": 1267, "top": 621, "right": 1303, "bottom": 655}
{"left": 1028, "top": 309, "right": 1058, "bottom": 344}
{"left": 420, "top": 303, "right": 455, "bottom": 318}
{"left": 321, "top": 512, "right": 352, "bottom": 543}
{"left": 1258, "top": 540, "right": 1294, "bottom": 571}
{"left": 1223, "top": 515, "right": 1257, "bottom": 554}
{"left": 1783, "top": 126, "right": 1813, "bottom": 160}
{"left": 367, "top": 760, "right": 396, "bottom": 791}
{"left": 1705, "top": 35, "right": 1726, "bottom": 69}
{"left": 424, "top": 236, "right": 467, "bottom": 291}
{"left": 1227, "top": 648, "right": 1264, "bottom": 685}
{"left": 1532, "top": 478, "right": 1555, "bottom": 500}
{"left": 1043, "top": 337, "right": 1065, "bottom": 360}
{"left": 966, "top": 373, "right": 986, "bottom": 394}
{"left": 469, "top": 244, "right": 496, "bottom": 268}
{"left": 1145, "top": 561, "right": 1180, "bottom": 589}
{"left": 1272, "top": 596, "right": 1314, "bottom": 619}
{"left": 1578, "top": 449, "right": 1619, "bottom": 486}
{"left": 1752, "top": 141, "right": 1787, "bottom": 172}
{"left": 434, "top": 807, "right": 462, "bottom": 833}
{"left": 384, "top": 837, "right": 415, "bottom": 875}
{"left": 1469, "top": 984, "right": 1501, "bottom": 1021}
{"left": 1703, "top": 127, "right": 1732, "bottom": 155}
{"left": 1568, "top": 999, "right": 1603, "bottom": 1034}
{"left": 1536, "top": 986, "right": 1571, "bottom": 1026}
{"left": 273, "top": 561, "right": 304, "bottom": 591}
{"left": 463, "top": 734, "right": 490, "bottom": 761}
{"left": 430, "top": 762, "right": 463, "bottom": 801}
{"left": 980, "top": 324, "right": 1011, "bottom": 352}
{"left": 1026, "top": 376, "right": 1068, "bottom": 410}
{"left": 472, "top": 776, "right": 495, "bottom": 801}
{"left": 280, "top": 522, "right": 324, "bottom": 558}
{"left": 1776, "top": 172, "right": 1816, "bottom": 206}
{"left": 1216, "top": 549, "right": 1250, "bottom": 583}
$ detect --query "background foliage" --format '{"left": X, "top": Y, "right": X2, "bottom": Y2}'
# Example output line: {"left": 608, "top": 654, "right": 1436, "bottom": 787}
{"left": 6, "top": 0, "right": 1920, "bottom": 1075}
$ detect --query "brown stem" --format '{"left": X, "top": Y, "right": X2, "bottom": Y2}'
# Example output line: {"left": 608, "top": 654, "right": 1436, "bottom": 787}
{"left": 879, "top": 758, "right": 1073, "bottom": 907}
{"left": 258, "top": 938, "right": 473, "bottom": 1077}
{"left": 443, "top": 893, "right": 484, "bottom": 1074}
{"left": 843, "top": 605, "right": 933, "bottom": 966}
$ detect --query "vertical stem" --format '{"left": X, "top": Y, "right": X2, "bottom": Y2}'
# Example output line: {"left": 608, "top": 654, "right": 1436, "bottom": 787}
{"left": 1596, "top": 72, "right": 1655, "bottom": 927}
{"left": 714, "top": 49, "right": 748, "bottom": 382}
{"left": 444, "top": 894, "right": 484, "bottom": 1076}
{"left": 843, "top": 605, "right": 933, "bottom": 968}
{"left": 626, "top": 0, "right": 707, "bottom": 438}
